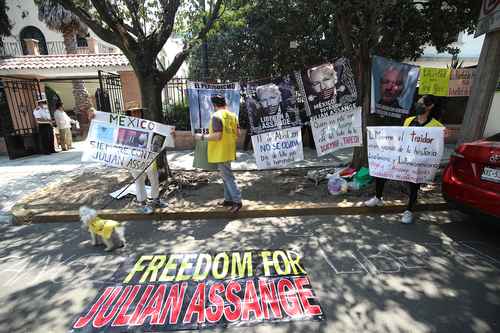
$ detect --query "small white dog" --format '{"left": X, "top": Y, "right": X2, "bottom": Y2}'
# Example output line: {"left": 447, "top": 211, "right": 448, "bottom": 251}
{"left": 79, "top": 206, "right": 125, "bottom": 251}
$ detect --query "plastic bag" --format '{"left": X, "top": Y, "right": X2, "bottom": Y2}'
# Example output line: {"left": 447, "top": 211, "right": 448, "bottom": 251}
{"left": 353, "top": 167, "right": 372, "bottom": 188}
{"left": 328, "top": 176, "right": 348, "bottom": 195}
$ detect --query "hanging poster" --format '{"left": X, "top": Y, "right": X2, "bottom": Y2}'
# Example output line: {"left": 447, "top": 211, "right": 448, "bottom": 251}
{"left": 242, "top": 74, "right": 303, "bottom": 135}
{"left": 371, "top": 56, "right": 420, "bottom": 119}
{"left": 296, "top": 57, "right": 358, "bottom": 117}
{"left": 82, "top": 111, "right": 175, "bottom": 170}
{"left": 252, "top": 127, "right": 304, "bottom": 169}
{"left": 418, "top": 67, "right": 451, "bottom": 97}
{"left": 186, "top": 82, "right": 240, "bottom": 134}
{"left": 310, "top": 106, "right": 363, "bottom": 156}
{"left": 367, "top": 126, "right": 445, "bottom": 184}
{"left": 69, "top": 250, "right": 324, "bottom": 333}
{"left": 448, "top": 68, "right": 475, "bottom": 97}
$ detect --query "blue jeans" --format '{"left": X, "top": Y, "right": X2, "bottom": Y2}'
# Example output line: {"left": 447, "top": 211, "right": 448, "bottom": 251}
{"left": 217, "top": 162, "right": 241, "bottom": 203}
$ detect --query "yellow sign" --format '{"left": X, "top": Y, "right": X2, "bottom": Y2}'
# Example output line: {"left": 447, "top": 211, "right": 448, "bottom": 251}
{"left": 419, "top": 67, "right": 451, "bottom": 97}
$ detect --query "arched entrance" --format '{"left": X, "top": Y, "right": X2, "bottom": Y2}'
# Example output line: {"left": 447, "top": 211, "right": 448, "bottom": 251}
{"left": 20, "top": 26, "right": 48, "bottom": 55}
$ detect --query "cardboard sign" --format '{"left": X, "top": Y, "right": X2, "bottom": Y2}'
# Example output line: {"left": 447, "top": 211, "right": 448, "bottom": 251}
{"left": 187, "top": 82, "right": 240, "bottom": 134}
{"left": 310, "top": 105, "right": 363, "bottom": 156}
{"left": 251, "top": 127, "right": 304, "bottom": 169}
{"left": 69, "top": 251, "right": 324, "bottom": 332}
{"left": 367, "top": 126, "right": 444, "bottom": 184}
{"left": 82, "top": 111, "right": 174, "bottom": 170}
{"left": 419, "top": 67, "right": 451, "bottom": 97}
{"left": 475, "top": 0, "right": 500, "bottom": 37}
{"left": 448, "top": 68, "right": 475, "bottom": 97}
{"left": 371, "top": 56, "right": 420, "bottom": 119}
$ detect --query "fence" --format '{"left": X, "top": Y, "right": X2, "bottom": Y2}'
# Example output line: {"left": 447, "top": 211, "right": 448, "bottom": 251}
{"left": 0, "top": 40, "right": 117, "bottom": 56}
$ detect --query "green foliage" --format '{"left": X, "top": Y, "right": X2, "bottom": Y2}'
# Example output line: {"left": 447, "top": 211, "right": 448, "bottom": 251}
{"left": 186, "top": 0, "right": 338, "bottom": 80}
{"left": 186, "top": 0, "right": 481, "bottom": 81}
{"left": 35, "top": 0, "right": 86, "bottom": 34}
{"left": 44, "top": 85, "right": 61, "bottom": 112}
{"left": 164, "top": 103, "right": 191, "bottom": 131}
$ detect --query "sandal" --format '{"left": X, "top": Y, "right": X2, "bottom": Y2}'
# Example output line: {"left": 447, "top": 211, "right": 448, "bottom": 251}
{"left": 229, "top": 202, "right": 242, "bottom": 213}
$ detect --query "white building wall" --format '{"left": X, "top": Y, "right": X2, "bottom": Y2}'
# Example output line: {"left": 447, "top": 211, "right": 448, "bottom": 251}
{"left": 4, "top": 0, "right": 116, "bottom": 50}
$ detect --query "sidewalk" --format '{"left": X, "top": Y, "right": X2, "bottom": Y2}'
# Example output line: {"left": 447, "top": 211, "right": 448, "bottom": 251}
{"left": 1, "top": 142, "right": 455, "bottom": 223}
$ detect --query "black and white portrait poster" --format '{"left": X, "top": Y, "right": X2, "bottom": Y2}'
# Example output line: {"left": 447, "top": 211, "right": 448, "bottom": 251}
{"left": 370, "top": 56, "right": 420, "bottom": 119}
{"left": 296, "top": 58, "right": 358, "bottom": 117}
{"left": 242, "top": 75, "right": 303, "bottom": 135}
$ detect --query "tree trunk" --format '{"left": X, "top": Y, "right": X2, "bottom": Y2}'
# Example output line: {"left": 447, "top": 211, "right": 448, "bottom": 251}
{"left": 62, "top": 27, "right": 91, "bottom": 135}
{"left": 137, "top": 72, "right": 164, "bottom": 122}
{"left": 136, "top": 70, "right": 172, "bottom": 180}
{"left": 351, "top": 43, "right": 371, "bottom": 169}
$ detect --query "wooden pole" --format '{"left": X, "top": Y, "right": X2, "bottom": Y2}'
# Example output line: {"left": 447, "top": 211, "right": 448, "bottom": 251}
{"left": 458, "top": 29, "right": 500, "bottom": 144}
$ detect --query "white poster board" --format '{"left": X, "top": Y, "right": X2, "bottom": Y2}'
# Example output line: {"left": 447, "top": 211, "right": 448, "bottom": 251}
{"left": 367, "top": 126, "right": 444, "bottom": 184}
{"left": 310, "top": 105, "right": 363, "bottom": 156}
{"left": 82, "top": 111, "right": 175, "bottom": 170}
{"left": 251, "top": 126, "right": 304, "bottom": 169}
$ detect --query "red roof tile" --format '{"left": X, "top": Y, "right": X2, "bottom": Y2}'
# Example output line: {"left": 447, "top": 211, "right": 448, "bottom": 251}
{"left": 0, "top": 53, "right": 130, "bottom": 71}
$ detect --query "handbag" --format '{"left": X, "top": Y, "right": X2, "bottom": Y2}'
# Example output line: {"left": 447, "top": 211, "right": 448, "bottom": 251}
{"left": 193, "top": 140, "right": 218, "bottom": 171}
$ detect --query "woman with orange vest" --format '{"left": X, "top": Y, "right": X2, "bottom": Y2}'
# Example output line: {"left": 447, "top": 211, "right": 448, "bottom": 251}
{"left": 194, "top": 94, "right": 242, "bottom": 213}
{"left": 364, "top": 94, "right": 444, "bottom": 224}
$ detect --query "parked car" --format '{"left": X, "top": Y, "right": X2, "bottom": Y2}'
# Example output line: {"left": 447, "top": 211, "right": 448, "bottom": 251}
{"left": 442, "top": 133, "right": 500, "bottom": 219}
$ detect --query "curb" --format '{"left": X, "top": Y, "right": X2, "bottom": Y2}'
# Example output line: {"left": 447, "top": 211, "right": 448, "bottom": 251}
{"left": 12, "top": 200, "right": 450, "bottom": 225}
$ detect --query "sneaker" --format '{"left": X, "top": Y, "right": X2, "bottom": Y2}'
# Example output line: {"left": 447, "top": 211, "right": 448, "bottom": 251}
{"left": 229, "top": 202, "right": 243, "bottom": 213}
{"left": 149, "top": 198, "right": 168, "bottom": 208}
{"left": 140, "top": 205, "right": 154, "bottom": 214}
{"left": 364, "top": 196, "right": 384, "bottom": 207}
{"left": 217, "top": 200, "right": 234, "bottom": 207}
{"left": 401, "top": 210, "right": 414, "bottom": 224}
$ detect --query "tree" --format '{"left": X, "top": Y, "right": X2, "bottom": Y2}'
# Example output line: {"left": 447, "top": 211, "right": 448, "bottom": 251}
{"left": 186, "top": 0, "right": 338, "bottom": 80}
{"left": 36, "top": 0, "right": 92, "bottom": 127}
{"left": 55, "top": 0, "right": 224, "bottom": 123}
{"left": 0, "top": 0, "right": 12, "bottom": 48}
{"left": 327, "top": 0, "right": 481, "bottom": 168}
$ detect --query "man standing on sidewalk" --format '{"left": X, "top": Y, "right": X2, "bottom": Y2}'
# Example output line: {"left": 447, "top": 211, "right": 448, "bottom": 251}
{"left": 195, "top": 94, "right": 242, "bottom": 213}
{"left": 33, "top": 98, "right": 56, "bottom": 154}
{"left": 54, "top": 101, "right": 78, "bottom": 151}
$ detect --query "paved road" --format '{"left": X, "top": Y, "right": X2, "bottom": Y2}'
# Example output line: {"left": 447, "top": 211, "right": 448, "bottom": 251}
{"left": 0, "top": 211, "right": 499, "bottom": 333}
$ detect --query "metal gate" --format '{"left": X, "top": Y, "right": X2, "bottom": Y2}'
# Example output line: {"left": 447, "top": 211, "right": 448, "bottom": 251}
{"left": 97, "top": 70, "right": 124, "bottom": 113}
{"left": 0, "top": 78, "right": 42, "bottom": 159}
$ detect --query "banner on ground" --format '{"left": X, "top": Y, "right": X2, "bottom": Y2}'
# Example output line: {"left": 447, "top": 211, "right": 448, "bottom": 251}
{"left": 243, "top": 75, "right": 303, "bottom": 135}
{"left": 252, "top": 127, "right": 304, "bottom": 169}
{"left": 418, "top": 67, "right": 451, "bottom": 97}
{"left": 367, "top": 126, "right": 444, "bottom": 184}
{"left": 81, "top": 111, "right": 174, "bottom": 170}
{"left": 187, "top": 82, "right": 240, "bottom": 134}
{"left": 371, "top": 56, "right": 420, "bottom": 119}
{"left": 475, "top": 0, "right": 500, "bottom": 37}
{"left": 296, "top": 58, "right": 358, "bottom": 117}
{"left": 69, "top": 250, "right": 324, "bottom": 333}
{"left": 310, "top": 106, "right": 363, "bottom": 157}
{"left": 448, "top": 68, "right": 475, "bottom": 97}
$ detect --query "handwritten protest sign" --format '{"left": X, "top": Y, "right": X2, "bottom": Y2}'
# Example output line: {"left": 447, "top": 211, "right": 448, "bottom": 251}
{"left": 448, "top": 68, "right": 475, "bottom": 97}
{"left": 252, "top": 127, "right": 303, "bottom": 169}
{"left": 82, "top": 111, "right": 174, "bottom": 170}
{"left": 367, "top": 126, "right": 444, "bottom": 184}
{"left": 69, "top": 250, "right": 324, "bottom": 332}
{"left": 310, "top": 105, "right": 363, "bottom": 156}
{"left": 419, "top": 67, "right": 451, "bottom": 97}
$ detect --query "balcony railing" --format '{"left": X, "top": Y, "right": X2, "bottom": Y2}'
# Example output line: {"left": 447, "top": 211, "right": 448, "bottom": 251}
{"left": 0, "top": 40, "right": 118, "bottom": 57}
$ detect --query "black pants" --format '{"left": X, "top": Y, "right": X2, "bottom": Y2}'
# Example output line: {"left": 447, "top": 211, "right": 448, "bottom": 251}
{"left": 38, "top": 123, "right": 55, "bottom": 154}
{"left": 375, "top": 177, "right": 420, "bottom": 211}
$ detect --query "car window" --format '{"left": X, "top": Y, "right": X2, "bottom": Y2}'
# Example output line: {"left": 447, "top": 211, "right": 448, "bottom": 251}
{"left": 486, "top": 133, "right": 500, "bottom": 142}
